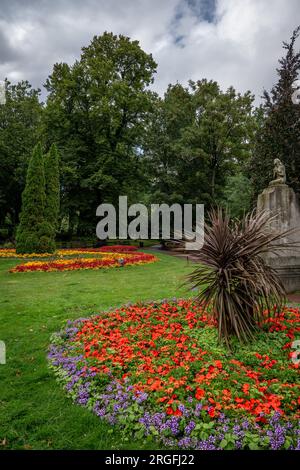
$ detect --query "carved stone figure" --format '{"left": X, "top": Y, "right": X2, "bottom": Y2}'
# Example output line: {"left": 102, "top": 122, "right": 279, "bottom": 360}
{"left": 269, "top": 158, "right": 286, "bottom": 186}
{"left": 257, "top": 159, "right": 300, "bottom": 293}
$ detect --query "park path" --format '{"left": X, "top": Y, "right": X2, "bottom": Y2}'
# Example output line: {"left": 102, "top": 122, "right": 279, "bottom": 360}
{"left": 149, "top": 245, "right": 300, "bottom": 304}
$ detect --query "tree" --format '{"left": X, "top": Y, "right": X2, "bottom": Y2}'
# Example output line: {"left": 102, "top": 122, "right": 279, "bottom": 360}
{"left": 250, "top": 26, "right": 300, "bottom": 198}
{"left": 0, "top": 80, "right": 42, "bottom": 234}
{"left": 43, "top": 32, "right": 157, "bottom": 236}
{"left": 221, "top": 173, "right": 252, "bottom": 218}
{"left": 144, "top": 80, "right": 255, "bottom": 208}
{"left": 16, "top": 143, "right": 55, "bottom": 253}
{"left": 44, "top": 143, "right": 60, "bottom": 233}
{"left": 186, "top": 80, "right": 255, "bottom": 200}
{"left": 143, "top": 84, "right": 198, "bottom": 206}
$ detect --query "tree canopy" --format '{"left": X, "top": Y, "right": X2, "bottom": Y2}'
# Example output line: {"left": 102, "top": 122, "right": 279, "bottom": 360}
{"left": 43, "top": 32, "right": 157, "bottom": 235}
{"left": 0, "top": 28, "right": 299, "bottom": 242}
{"left": 143, "top": 80, "right": 255, "bottom": 210}
{"left": 0, "top": 80, "right": 42, "bottom": 234}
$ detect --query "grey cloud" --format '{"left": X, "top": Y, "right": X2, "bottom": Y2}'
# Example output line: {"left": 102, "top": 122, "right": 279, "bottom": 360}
{"left": 0, "top": 0, "right": 299, "bottom": 103}
{"left": 185, "top": 0, "right": 217, "bottom": 22}
{"left": 0, "top": 29, "right": 21, "bottom": 64}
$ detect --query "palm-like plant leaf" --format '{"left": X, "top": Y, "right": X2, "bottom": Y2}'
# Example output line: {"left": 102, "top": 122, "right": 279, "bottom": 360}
{"left": 187, "top": 208, "right": 298, "bottom": 346}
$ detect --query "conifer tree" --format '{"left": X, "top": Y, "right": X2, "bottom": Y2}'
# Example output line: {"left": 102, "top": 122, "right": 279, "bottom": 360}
{"left": 250, "top": 26, "right": 300, "bottom": 198}
{"left": 16, "top": 142, "right": 55, "bottom": 253}
{"left": 44, "top": 143, "right": 60, "bottom": 233}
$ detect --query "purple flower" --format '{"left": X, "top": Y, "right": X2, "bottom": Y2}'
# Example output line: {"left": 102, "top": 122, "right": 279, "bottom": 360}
{"left": 185, "top": 420, "right": 196, "bottom": 435}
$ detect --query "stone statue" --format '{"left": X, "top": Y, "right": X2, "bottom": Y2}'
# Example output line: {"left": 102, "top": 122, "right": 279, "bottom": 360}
{"left": 269, "top": 158, "right": 286, "bottom": 186}
{"left": 257, "top": 157, "right": 300, "bottom": 293}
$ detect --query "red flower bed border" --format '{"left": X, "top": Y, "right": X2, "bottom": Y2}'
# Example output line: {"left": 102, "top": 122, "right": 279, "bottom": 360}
{"left": 10, "top": 252, "right": 157, "bottom": 273}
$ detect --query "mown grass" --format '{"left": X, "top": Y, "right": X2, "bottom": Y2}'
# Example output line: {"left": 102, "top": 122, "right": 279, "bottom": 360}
{"left": 0, "top": 252, "right": 194, "bottom": 450}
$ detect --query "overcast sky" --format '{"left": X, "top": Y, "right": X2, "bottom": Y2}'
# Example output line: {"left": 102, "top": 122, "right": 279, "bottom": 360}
{"left": 0, "top": 0, "right": 299, "bottom": 103}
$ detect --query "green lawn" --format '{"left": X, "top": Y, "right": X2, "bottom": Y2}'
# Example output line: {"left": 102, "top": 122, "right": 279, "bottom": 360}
{"left": 0, "top": 252, "right": 194, "bottom": 450}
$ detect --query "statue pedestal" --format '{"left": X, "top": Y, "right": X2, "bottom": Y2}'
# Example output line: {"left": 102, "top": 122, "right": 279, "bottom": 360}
{"left": 257, "top": 184, "right": 300, "bottom": 293}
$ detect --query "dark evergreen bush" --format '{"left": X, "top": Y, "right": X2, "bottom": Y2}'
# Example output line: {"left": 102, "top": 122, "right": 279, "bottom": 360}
{"left": 44, "top": 143, "right": 60, "bottom": 233}
{"left": 16, "top": 143, "right": 55, "bottom": 253}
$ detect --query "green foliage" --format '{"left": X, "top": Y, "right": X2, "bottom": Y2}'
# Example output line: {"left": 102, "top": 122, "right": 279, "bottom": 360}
{"left": 16, "top": 143, "right": 55, "bottom": 253}
{"left": 144, "top": 80, "right": 256, "bottom": 208}
{"left": 0, "top": 80, "right": 42, "bottom": 232}
{"left": 37, "top": 220, "right": 56, "bottom": 253}
{"left": 43, "top": 32, "right": 157, "bottom": 234}
{"left": 3, "top": 28, "right": 299, "bottom": 238}
{"left": 220, "top": 173, "right": 252, "bottom": 218}
{"left": 187, "top": 209, "right": 290, "bottom": 346}
{"left": 250, "top": 26, "right": 300, "bottom": 198}
{"left": 44, "top": 144, "right": 60, "bottom": 233}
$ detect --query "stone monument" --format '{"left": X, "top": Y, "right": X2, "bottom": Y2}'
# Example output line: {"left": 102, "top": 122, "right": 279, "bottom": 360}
{"left": 257, "top": 159, "right": 300, "bottom": 293}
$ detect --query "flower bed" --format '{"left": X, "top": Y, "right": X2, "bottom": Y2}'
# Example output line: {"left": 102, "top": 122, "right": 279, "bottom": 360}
{"left": 48, "top": 299, "right": 300, "bottom": 450}
{"left": 0, "top": 245, "right": 138, "bottom": 258}
{"left": 10, "top": 252, "right": 157, "bottom": 273}
{"left": 0, "top": 249, "right": 52, "bottom": 258}
{"left": 80, "top": 245, "right": 138, "bottom": 253}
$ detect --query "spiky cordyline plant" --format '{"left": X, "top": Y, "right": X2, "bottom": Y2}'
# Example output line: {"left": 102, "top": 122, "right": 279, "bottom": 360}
{"left": 186, "top": 208, "right": 297, "bottom": 347}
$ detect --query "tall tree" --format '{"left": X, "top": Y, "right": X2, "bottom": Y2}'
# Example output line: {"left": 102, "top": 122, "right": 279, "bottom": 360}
{"left": 250, "top": 26, "right": 300, "bottom": 198}
{"left": 143, "top": 84, "right": 197, "bottom": 206}
{"left": 144, "top": 80, "right": 255, "bottom": 208}
{"left": 16, "top": 143, "right": 55, "bottom": 253}
{"left": 186, "top": 80, "right": 255, "bottom": 200}
{"left": 44, "top": 143, "right": 60, "bottom": 236}
{"left": 0, "top": 80, "right": 42, "bottom": 233}
{"left": 43, "top": 32, "right": 157, "bottom": 236}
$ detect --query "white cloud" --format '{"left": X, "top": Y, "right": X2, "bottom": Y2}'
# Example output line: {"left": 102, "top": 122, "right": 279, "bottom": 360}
{"left": 0, "top": 0, "right": 299, "bottom": 103}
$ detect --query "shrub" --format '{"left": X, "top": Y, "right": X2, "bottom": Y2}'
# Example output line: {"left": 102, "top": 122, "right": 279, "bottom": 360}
{"left": 2, "top": 241, "right": 15, "bottom": 249}
{"left": 16, "top": 143, "right": 55, "bottom": 253}
{"left": 186, "top": 208, "right": 293, "bottom": 346}
{"left": 44, "top": 143, "right": 60, "bottom": 232}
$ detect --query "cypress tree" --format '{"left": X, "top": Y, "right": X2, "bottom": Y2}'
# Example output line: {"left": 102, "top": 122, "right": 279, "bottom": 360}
{"left": 44, "top": 143, "right": 60, "bottom": 234}
{"left": 250, "top": 26, "right": 300, "bottom": 198}
{"left": 16, "top": 142, "right": 55, "bottom": 253}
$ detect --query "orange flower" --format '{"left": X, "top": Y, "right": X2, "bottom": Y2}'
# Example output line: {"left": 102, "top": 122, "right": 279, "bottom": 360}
{"left": 166, "top": 407, "right": 182, "bottom": 416}
{"left": 195, "top": 388, "right": 205, "bottom": 400}
{"left": 10, "top": 252, "right": 158, "bottom": 273}
{"left": 54, "top": 299, "right": 300, "bottom": 423}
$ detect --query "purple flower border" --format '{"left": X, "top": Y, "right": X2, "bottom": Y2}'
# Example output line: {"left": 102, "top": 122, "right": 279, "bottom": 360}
{"left": 48, "top": 305, "right": 300, "bottom": 451}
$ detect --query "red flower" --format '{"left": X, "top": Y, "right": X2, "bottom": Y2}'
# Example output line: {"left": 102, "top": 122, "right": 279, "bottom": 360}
{"left": 195, "top": 388, "right": 205, "bottom": 400}
{"left": 54, "top": 299, "right": 300, "bottom": 424}
{"left": 166, "top": 407, "right": 182, "bottom": 416}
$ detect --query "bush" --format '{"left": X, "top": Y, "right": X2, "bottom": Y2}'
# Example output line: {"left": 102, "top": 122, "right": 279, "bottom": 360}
{"left": 1, "top": 241, "right": 15, "bottom": 249}
{"left": 44, "top": 144, "right": 60, "bottom": 232}
{"left": 0, "top": 228, "right": 9, "bottom": 240}
{"left": 186, "top": 208, "right": 293, "bottom": 346}
{"left": 16, "top": 143, "right": 56, "bottom": 254}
